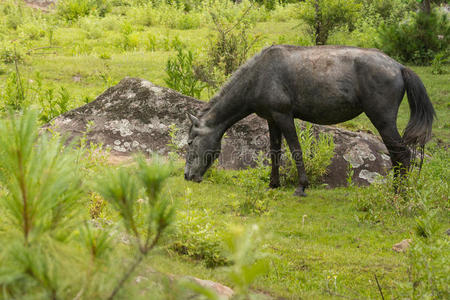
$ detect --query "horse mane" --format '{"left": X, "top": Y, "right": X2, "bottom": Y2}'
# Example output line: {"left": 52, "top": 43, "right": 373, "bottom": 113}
{"left": 198, "top": 46, "right": 270, "bottom": 118}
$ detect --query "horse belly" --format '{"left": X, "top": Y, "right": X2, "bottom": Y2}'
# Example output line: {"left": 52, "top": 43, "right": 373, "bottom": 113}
{"left": 293, "top": 84, "right": 363, "bottom": 125}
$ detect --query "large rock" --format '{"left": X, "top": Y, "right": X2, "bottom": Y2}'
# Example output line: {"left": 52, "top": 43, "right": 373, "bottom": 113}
{"left": 47, "top": 78, "right": 391, "bottom": 187}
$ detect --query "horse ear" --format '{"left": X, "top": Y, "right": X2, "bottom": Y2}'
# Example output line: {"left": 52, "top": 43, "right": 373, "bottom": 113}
{"left": 187, "top": 113, "right": 200, "bottom": 127}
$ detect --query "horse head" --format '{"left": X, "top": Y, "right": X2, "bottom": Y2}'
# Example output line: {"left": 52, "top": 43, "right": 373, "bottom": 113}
{"left": 184, "top": 113, "right": 221, "bottom": 182}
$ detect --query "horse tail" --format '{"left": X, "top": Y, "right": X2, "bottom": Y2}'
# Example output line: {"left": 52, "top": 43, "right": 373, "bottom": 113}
{"left": 401, "top": 67, "right": 436, "bottom": 147}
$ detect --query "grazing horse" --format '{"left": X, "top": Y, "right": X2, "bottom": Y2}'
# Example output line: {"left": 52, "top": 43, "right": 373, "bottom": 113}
{"left": 184, "top": 45, "right": 435, "bottom": 196}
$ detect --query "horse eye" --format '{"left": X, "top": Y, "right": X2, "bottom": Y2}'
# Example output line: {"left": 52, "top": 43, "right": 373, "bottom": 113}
{"left": 187, "top": 140, "right": 193, "bottom": 146}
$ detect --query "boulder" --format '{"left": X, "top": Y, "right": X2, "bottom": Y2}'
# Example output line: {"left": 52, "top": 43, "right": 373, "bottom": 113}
{"left": 47, "top": 78, "right": 392, "bottom": 187}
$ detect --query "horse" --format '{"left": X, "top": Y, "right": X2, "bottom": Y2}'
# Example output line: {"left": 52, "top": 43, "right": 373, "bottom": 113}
{"left": 184, "top": 45, "right": 435, "bottom": 196}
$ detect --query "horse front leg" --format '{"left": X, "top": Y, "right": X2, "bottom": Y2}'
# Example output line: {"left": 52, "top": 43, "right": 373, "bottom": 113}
{"left": 272, "top": 114, "right": 309, "bottom": 197}
{"left": 268, "top": 121, "right": 282, "bottom": 188}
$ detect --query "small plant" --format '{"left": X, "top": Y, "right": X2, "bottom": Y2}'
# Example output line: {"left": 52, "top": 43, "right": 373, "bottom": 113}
{"left": 171, "top": 208, "right": 229, "bottom": 268}
{"left": 167, "top": 123, "right": 181, "bottom": 159}
{"left": 231, "top": 153, "right": 272, "bottom": 216}
{"left": 165, "top": 46, "right": 206, "bottom": 98}
{"left": 1, "top": 70, "right": 27, "bottom": 111}
{"left": 346, "top": 163, "right": 354, "bottom": 187}
{"left": 38, "top": 86, "right": 73, "bottom": 123}
{"left": 431, "top": 51, "right": 448, "bottom": 75}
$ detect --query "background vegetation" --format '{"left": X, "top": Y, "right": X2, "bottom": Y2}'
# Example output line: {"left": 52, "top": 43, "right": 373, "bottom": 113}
{"left": 0, "top": 0, "right": 448, "bottom": 299}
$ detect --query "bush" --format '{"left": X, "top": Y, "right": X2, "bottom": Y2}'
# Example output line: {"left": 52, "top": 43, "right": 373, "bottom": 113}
{"left": 298, "top": 0, "right": 361, "bottom": 45}
{"left": 57, "top": 0, "right": 112, "bottom": 21}
{"left": 1, "top": 69, "right": 28, "bottom": 111}
{"left": 208, "top": 10, "right": 261, "bottom": 76}
{"left": 431, "top": 51, "right": 448, "bottom": 75}
{"left": 171, "top": 207, "right": 229, "bottom": 268}
{"left": 193, "top": 4, "right": 262, "bottom": 94}
{"left": 380, "top": 9, "right": 450, "bottom": 65}
{"left": 165, "top": 46, "right": 206, "bottom": 98}
{"left": 363, "top": 0, "right": 411, "bottom": 23}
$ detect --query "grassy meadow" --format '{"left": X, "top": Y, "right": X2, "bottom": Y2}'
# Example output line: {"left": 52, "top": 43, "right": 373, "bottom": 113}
{"left": 0, "top": 1, "right": 448, "bottom": 299}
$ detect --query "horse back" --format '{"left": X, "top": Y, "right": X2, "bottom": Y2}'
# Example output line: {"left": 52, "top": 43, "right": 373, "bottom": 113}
{"left": 254, "top": 45, "right": 404, "bottom": 125}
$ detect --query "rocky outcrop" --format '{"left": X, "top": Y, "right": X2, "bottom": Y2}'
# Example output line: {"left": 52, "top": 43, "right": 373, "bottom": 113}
{"left": 47, "top": 78, "right": 392, "bottom": 187}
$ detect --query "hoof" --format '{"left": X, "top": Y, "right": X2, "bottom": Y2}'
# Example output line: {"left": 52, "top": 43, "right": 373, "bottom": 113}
{"left": 293, "top": 187, "right": 307, "bottom": 197}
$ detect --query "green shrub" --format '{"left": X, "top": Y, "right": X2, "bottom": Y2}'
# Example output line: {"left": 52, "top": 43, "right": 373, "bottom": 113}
{"left": 363, "top": 0, "right": 411, "bottom": 23}
{"left": 298, "top": 0, "right": 361, "bottom": 45}
{"left": 1, "top": 70, "right": 28, "bottom": 111}
{"left": 208, "top": 10, "right": 260, "bottom": 76}
{"left": 327, "top": 4, "right": 382, "bottom": 48}
{"left": 380, "top": 9, "right": 450, "bottom": 65}
{"left": 171, "top": 208, "right": 229, "bottom": 268}
{"left": 231, "top": 154, "right": 272, "bottom": 216}
{"left": 57, "top": 0, "right": 112, "bottom": 21}
{"left": 38, "top": 86, "right": 73, "bottom": 123}
{"left": 165, "top": 46, "right": 206, "bottom": 98}
{"left": 18, "top": 22, "right": 46, "bottom": 40}
{"left": 431, "top": 51, "right": 448, "bottom": 75}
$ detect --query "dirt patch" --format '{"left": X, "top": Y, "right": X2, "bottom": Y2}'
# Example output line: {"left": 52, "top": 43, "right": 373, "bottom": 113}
{"left": 23, "top": 0, "right": 56, "bottom": 11}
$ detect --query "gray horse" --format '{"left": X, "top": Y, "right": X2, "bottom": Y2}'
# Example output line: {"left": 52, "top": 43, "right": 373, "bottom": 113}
{"left": 184, "top": 45, "right": 435, "bottom": 196}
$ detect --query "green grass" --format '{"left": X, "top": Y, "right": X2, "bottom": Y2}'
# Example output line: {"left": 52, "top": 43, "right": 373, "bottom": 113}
{"left": 142, "top": 156, "right": 448, "bottom": 299}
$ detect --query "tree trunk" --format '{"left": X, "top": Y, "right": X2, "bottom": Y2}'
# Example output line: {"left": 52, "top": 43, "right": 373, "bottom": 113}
{"left": 314, "top": 0, "right": 325, "bottom": 45}
{"left": 423, "top": 0, "right": 431, "bottom": 14}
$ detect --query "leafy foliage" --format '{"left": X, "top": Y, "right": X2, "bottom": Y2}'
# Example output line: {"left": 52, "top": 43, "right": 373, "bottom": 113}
{"left": 165, "top": 46, "right": 206, "bottom": 98}
{"left": 171, "top": 207, "right": 230, "bottom": 268}
{"left": 0, "top": 112, "right": 177, "bottom": 299}
{"left": 380, "top": 9, "right": 450, "bottom": 64}
{"left": 57, "top": 0, "right": 112, "bottom": 21}
{"left": 298, "top": 0, "right": 361, "bottom": 45}
{"left": 0, "top": 110, "right": 85, "bottom": 297}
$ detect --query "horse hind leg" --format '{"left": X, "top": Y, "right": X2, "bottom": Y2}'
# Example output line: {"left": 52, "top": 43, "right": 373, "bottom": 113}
{"left": 366, "top": 112, "right": 411, "bottom": 189}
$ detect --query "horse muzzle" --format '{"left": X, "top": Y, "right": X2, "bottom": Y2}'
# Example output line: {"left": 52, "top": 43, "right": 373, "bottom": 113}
{"left": 184, "top": 172, "right": 203, "bottom": 183}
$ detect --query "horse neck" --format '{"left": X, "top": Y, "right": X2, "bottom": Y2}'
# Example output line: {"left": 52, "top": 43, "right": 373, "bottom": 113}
{"left": 202, "top": 93, "right": 250, "bottom": 136}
